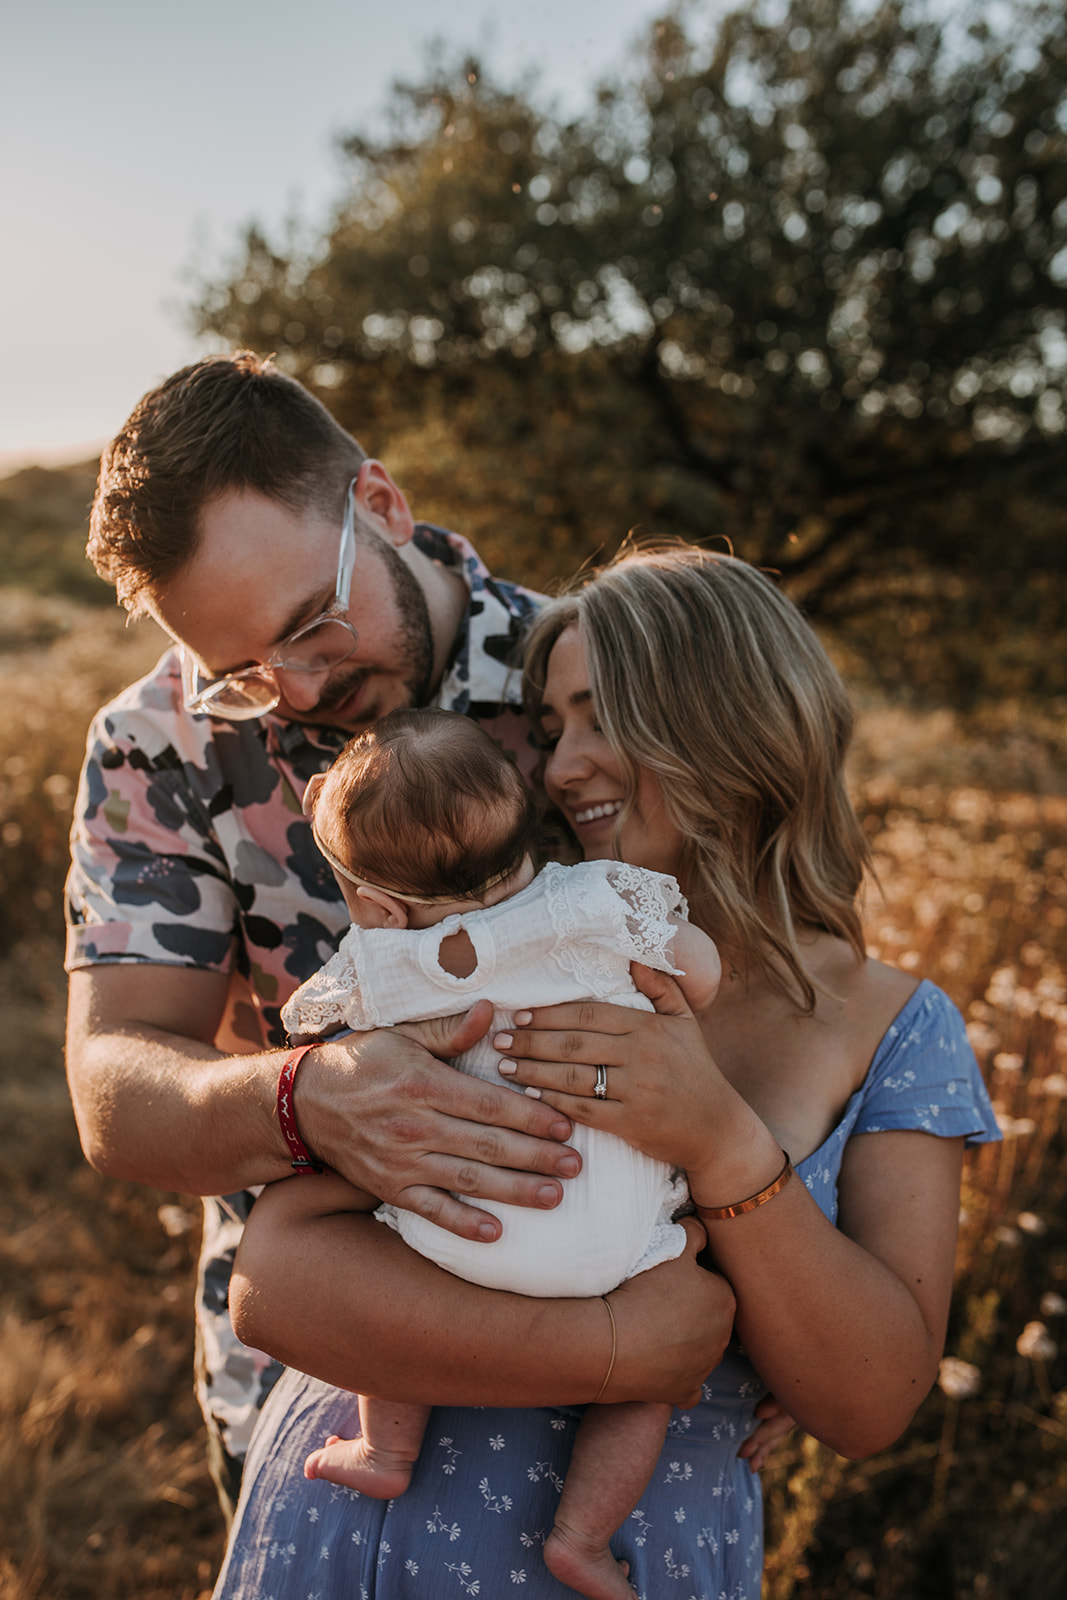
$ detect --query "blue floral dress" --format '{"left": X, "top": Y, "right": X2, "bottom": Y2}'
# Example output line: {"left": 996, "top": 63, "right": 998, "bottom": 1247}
{"left": 212, "top": 982, "right": 999, "bottom": 1600}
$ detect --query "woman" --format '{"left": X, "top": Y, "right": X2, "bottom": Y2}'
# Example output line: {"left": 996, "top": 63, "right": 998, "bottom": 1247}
{"left": 214, "top": 544, "right": 998, "bottom": 1599}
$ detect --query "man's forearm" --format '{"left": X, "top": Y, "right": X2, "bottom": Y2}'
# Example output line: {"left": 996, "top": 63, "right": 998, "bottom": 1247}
{"left": 66, "top": 964, "right": 288, "bottom": 1193}
{"left": 66, "top": 968, "right": 585, "bottom": 1228}
{"left": 67, "top": 1023, "right": 288, "bottom": 1195}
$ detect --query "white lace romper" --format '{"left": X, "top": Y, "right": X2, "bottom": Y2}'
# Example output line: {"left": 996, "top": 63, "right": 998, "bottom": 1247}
{"left": 280, "top": 859, "right": 692, "bottom": 1296}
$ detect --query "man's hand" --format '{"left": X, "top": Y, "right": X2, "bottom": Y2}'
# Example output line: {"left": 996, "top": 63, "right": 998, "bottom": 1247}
{"left": 299, "top": 1000, "right": 582, "bottom": 1242}
{"left": 67, "top": 971, "right": 578, "bottom": 1223}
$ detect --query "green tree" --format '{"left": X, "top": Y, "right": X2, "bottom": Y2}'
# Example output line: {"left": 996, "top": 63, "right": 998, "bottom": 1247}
{"left": 193, "top": 0, "right": 1067, "bottom": 701}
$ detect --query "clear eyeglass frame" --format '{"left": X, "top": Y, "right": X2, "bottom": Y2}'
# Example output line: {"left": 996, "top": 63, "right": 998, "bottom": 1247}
{"left": 181, "top": 476, "right": 360, "bottom": 720}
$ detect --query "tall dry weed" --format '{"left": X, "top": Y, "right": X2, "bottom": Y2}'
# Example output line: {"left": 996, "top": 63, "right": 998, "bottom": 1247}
{"left": 762, "top": 723, "right": 1067, "bottom": 1600}
{"left": 0, "top": 595, "right": 225, "bottom": 1599}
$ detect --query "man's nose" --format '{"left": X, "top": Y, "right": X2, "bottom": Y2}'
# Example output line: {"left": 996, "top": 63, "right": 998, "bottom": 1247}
{"left": 276, "top": 665, "right": 331, "bottom": 712}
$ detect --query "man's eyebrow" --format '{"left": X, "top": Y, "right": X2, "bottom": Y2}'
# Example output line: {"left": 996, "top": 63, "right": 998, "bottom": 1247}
{"left": 194, "top": 581, "right": 335, "bottom": 679}
{"left": 273, "top": 582, "right": 335, "bottom": 648}
{"left": 536, "top": 687, "right": 594, "bottom": 718}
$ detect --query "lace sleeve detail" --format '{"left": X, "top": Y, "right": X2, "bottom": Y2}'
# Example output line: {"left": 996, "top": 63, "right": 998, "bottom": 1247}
{"left": 543, "top": 861, "right": 686, "bottom": 989}
{"left": 279, "top": 942, "right": 381, "bottom": 1037}
{"left": 601, "top": 862, "right": 687, "bottom": 973}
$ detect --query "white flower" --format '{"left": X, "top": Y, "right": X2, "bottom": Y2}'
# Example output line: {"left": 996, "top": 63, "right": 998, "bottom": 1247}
{"left": 510, "top": 1573, "right": 527, "bottom": 1584}
{"left": 1017, "top": 1321, "right": 1058, "bottom": 1360}
{"left": 157, "top": 1203, "right": 193, "bottom": 1237}
{"left": 489, "top": 1434, "right": 505, "bottom": 1450}
{"left": 937, "top": 1357, "right": 982, "bottom": 1400}
{"left": 995, "top": 1114, "right": 1036, "bottom": 1139}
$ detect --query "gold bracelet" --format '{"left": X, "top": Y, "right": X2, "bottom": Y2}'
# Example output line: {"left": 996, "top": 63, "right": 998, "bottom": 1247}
{"left": 591, "top": 1294, "right": 617, "bottom": 1403}
{"left": 693, "top": 1151, "right": 794, "bottom": 1221}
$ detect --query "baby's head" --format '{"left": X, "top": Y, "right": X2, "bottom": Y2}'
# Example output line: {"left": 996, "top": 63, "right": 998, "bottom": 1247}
{"left": 304, "top": 709, "right": 540, "bottom": 927}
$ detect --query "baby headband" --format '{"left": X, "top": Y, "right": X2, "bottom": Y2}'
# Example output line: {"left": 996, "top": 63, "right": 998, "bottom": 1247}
{"left": 310, "top": 818, "right": 518, "bottom": 906}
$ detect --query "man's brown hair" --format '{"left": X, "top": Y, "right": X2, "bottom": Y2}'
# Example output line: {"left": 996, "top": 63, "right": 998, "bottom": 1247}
{"left": 311, "top": 709, "right": 541, "bottom": 903}
{"left": 87, "top": 352, "right": 364, "bottom": 612}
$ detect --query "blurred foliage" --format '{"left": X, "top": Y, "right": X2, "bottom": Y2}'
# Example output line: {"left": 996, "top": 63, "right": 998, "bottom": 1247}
{"left": 0, "top": 462, "right": 110, "bottom": 609}
{"left": 0, "top": 596, "right": 167, "bottom": 958}
{"left": 762, "top": 781, "right": 1067, "bottom": 1599}
{"left": 192, "top": 0, "right": 1067, "bottom": 707}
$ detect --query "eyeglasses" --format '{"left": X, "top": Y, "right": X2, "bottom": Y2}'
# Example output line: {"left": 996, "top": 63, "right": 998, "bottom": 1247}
{"left": 181, "top": 476, "right": 360, "bottom": 720}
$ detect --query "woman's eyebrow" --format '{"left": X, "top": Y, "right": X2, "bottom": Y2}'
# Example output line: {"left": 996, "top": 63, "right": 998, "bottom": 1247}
{"left": 536, "top": 687, "right": 594, "bottom": 718}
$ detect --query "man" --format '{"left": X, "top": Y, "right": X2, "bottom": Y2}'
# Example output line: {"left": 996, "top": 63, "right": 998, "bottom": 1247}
{"left": 64, "top": 352, "right": 584, "bottom": 1514}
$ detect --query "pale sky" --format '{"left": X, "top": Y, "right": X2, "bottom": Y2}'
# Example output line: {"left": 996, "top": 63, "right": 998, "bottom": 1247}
{"left": 1, "top": 0, "right": 684, "bottom": 470}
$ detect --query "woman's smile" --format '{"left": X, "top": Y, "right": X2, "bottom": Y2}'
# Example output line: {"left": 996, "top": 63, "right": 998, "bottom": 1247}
{"left": 540, "top": 626, "right": 685, "bottom": 878}
{"left": 573, "top": 800, "right": 623, "bottom": 825}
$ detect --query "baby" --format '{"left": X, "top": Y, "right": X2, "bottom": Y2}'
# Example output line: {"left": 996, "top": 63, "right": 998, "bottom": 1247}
{"left": 279, "top": 708, "right": 721, "bottom": 1600}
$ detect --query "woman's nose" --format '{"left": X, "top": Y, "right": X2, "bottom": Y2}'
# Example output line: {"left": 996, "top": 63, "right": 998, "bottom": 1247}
{"left": 545, "top": 733, "right": 594, "bottom": 790}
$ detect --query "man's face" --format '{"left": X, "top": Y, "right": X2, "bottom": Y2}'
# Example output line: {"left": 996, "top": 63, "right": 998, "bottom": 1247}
{"left": 148, "top": 486, "right": 435, "bottom": 734}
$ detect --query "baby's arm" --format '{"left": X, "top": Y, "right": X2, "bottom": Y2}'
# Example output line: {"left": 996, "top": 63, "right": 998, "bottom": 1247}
{"left": 669, "top": 920, "right": 721, "bottom": 1013}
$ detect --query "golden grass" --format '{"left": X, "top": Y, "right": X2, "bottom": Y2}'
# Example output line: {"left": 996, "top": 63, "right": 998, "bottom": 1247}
{"left": 2, "top": 593, "right": 1065, "bottom": 1599}
{"left": 0, "top": 597, "right": 225, "bottom": 1598}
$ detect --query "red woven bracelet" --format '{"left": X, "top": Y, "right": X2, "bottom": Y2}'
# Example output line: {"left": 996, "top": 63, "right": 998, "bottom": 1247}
{"left": 277, "top": 1043, "right": 326, "bottom": 1174}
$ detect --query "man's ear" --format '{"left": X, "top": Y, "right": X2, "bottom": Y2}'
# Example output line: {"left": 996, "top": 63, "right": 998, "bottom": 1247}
{"left": 355, "top": 884, "right": 411, "bottom": 928}
{"left": 302, "top": 773, "right": 326, "bottom": 817}
{"left": 353, "top": 458, "right": 415, "bottom": 548}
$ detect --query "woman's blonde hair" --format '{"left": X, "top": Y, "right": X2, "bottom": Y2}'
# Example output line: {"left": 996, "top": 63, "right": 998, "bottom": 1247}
{"left": 522, "top": 542, "right": 870, "bottom": 1012}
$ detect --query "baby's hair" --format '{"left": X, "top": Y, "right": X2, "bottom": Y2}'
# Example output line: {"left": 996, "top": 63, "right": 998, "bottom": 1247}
{"left": 311, "top": 709, "right": 540, "bottom": 902}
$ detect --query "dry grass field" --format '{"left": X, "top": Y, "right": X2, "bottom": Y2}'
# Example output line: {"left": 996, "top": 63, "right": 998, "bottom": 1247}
{"left": 1, "top": 587, "right": 1065, "bottom": 1600}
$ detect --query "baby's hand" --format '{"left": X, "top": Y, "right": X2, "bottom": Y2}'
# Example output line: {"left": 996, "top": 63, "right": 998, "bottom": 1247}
{"left": 669, "top": 921, "right": 722, "bottom": 1014}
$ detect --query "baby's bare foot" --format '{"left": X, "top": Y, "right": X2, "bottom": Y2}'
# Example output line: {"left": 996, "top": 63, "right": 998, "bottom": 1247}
{"left": 544, "top": 1522, "right": 635, "bottom": 1600}
{"left": 304, "top": 1434, "right": 415, "bottom": 1499}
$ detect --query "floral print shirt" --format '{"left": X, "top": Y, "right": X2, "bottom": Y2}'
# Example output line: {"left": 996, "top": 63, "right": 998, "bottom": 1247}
{"left": 65, "top": 527, "right": 542, "bottom": 1461}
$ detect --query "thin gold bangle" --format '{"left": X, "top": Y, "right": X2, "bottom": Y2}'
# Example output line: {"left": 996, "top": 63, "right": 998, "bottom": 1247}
{"left": 591, "top": 1294, "right": 617, "bottom": 1403}
{"left": 693, "top": 1150, "right": 794, "bottom": 1221}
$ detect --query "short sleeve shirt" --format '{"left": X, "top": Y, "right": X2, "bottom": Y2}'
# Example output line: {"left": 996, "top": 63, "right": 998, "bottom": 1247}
{"left": 64, "top": 527, "right": 543, "bottom": 1461}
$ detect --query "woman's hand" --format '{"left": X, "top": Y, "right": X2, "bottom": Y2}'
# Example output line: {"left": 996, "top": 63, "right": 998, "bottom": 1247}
{"left": 494, "top": 963, "right": 745, "bottom": 1175}
{"left": 598, "top": 1216, "right": 736, "bottom": 1407}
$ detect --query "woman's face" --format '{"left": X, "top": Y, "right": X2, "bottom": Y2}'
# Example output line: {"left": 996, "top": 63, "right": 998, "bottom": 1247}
{"left": 539, "top": 625, "right": 685, "bottom": 878}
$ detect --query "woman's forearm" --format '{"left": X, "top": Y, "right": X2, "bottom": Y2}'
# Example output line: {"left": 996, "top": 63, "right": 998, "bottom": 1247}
{"left": 694, "top": 1131, "right": 965, "bottom": 1459}
{"left": 233, "top": 1176, "right": 733, "bottom": 1407}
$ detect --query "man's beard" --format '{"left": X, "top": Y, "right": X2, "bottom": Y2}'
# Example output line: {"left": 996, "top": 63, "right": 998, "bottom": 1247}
{"left": 308, "top": 536, "right": 436, "bottom": 725}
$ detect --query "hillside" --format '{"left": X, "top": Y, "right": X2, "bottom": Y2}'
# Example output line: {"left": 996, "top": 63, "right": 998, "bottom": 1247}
{"left": 0, "top": 458, "right": 110, "bottom": 607}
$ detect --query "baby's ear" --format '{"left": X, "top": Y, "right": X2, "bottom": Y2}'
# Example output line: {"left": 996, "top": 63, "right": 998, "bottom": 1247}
{"left": 355, "top": 885, "right": 410, "bottom": 929}
{"left": 302, "top": 773, "right": 327, "bottom": 817}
